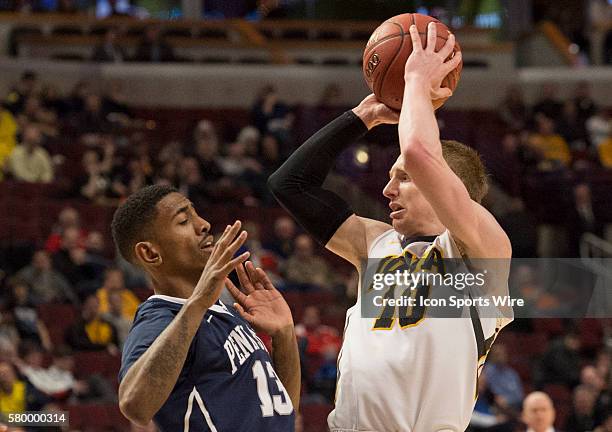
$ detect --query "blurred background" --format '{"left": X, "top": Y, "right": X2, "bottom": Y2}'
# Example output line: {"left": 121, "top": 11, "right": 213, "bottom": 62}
{"left": 0, "top": 0, "right": 610, "bottom": 431}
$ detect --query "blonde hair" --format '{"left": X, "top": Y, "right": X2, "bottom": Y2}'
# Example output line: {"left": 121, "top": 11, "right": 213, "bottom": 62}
{"left": 441, "top": 140, "right": 488, "bottom": 203}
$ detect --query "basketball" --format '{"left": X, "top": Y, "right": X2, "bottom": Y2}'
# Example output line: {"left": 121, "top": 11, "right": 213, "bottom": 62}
{"left": 363, "top": 13, "right": 463, "bottom": 111}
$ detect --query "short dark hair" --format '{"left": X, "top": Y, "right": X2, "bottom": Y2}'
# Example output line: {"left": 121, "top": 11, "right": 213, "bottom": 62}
{"left": 111, "top": 185, "right": 177, "bottom": 264}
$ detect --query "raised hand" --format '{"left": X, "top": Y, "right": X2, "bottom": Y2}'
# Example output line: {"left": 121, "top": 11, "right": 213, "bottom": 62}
{"left": 404, "top": 22, "right": 462, "bottom": 101}
{"left": 353, "top": 93, "right": 400, "bottom": 130}
{"left": 191, "top": 220, "right": 250, "bottom": 310}
{"left": 225, "top": 261, "right": 293, "bottom": 336}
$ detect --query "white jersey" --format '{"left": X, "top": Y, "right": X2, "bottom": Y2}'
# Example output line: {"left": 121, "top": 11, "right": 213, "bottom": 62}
{"left": 328, "top": 229, "right": 513, "bottom": 432}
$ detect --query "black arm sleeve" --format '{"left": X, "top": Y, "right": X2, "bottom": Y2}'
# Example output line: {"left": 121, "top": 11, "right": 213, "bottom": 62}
{"left": 267, "top": 110, "right": 368, "bottom": 245}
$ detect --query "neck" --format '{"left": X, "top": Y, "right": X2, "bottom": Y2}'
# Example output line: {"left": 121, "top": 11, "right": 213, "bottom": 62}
{"left": 150, "top": 271, "right": 199, "bottom": 299}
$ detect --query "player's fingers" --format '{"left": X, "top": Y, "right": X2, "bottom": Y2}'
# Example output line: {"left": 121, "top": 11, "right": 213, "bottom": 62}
{"left": 221, "top": 230, "right": 248, "bottom": 262}
{"left": 426, "top": 22, "right": 437, "bottom": 53}
{"left": 245, "top": 261, "right": 258, "bottom": 284}
{"left": 233, "top": 302, "right": 255, "bottom": 323}
{"left": 444, "top": 50, "right": 462, "bottom": 74}
{"left": 220, "top": 251, "right": 250, "bottom": 275}
{"left": 438, "top": 33, "right": 455, "bottom": 60}
{"left": 236, "top": 262, "right": 255, "bottom": 294}
{"left": 432, "top": 87, "right": 452, "bottom": 100}
{"left": 408, "top": 25, "right": 422, "bottom": 52}
{"left": 220, "top": 220, "right": 242, "bottom": 246}
{"left": 225, "top": 277, "right": 247, "bottom": 303}
{"left": 255, "top": 267, "right": 276, "bottom": 290}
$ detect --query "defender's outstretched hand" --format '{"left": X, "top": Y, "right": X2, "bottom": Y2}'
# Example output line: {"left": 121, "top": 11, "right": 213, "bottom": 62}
{"left": 226, "top": 261, "right": 293, "bottom": 336}
{"left": 404, "top": 22, "right": 462, "bottom": 101}
{"left": 352, "top": 94, "right": 400, "bottom": 130}
{"left": 192, "top": 220, "right": 250, "bottom": 311}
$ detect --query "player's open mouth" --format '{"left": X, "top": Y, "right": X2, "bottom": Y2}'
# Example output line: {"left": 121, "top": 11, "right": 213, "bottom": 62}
{"left": 199, "top": 238, "right": 214, "bottom": 251}
{"left": 389, "top": 202, "right": 406, "bottom": 219}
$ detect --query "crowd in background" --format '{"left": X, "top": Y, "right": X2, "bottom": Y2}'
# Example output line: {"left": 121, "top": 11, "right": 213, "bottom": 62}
{"left": 0, "top": 69, "right": 610, "bottom": 432}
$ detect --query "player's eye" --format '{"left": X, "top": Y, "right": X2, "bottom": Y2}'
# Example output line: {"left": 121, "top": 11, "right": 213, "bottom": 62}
{"left": 179, "top": 219, "right": 188, "bottom": 225}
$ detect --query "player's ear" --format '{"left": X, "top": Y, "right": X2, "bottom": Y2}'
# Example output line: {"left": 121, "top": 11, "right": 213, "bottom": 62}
{"left": 135, "top": 241, "right": 163, "bottom": 267}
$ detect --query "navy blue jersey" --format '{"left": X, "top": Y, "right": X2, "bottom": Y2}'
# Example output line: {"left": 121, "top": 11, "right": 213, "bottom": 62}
{"left": 119, "top": 295, "right": 295, "bottom": 432}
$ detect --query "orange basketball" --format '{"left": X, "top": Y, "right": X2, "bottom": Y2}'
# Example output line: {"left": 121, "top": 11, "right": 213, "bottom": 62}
{"left": 362, "top": 13, "right": 462, "bottom": 110}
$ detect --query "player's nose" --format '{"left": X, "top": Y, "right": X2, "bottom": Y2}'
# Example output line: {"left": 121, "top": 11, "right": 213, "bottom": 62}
{"left": 382, "top": 179, "right": 397, "bottom": 199}
{"left": 194, "top": 215, "right": 211, "bottom": 235}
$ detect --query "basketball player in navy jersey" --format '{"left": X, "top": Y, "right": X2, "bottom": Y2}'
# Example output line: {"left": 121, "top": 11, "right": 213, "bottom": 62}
{"left": 269, "top": 23, "right": 512, "bottom": 431}
{"left": 113, "top": 185, "right": 299, "bottom": 431}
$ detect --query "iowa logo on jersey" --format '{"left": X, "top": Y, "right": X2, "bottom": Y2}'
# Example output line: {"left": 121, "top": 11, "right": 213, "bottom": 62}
{"left": 368, "top": 245, "right": 445, "bottom": 330}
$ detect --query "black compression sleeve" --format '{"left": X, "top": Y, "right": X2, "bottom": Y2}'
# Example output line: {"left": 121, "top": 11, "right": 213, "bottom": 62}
{"left": 267, "top": 110, "right": 368, "bottom": 245}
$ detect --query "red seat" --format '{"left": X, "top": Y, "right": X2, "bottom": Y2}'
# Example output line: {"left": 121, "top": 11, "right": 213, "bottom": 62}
{"left": 67, "top": 403, "right": 130, "bottom": 431}
{"left": 73, "top": 351, "right": 121, "bottom": 384}
{"left": 37, "top": 303, "right": 77, "bottom": 347}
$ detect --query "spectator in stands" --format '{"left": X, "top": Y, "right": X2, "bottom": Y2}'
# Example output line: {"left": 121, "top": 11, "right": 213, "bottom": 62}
{"left": 0, "top": 104, "right": 17, "bottom": 179}
{"left": 51, "top": 226, "right": 94, "bottom": 290}
{"left": 177, "top": 156, "right": 211, "bottom": 208}
{"left": 586, "top": 108, "right": 611, "bottom": 147}
{"left": 5, "top": 124, "right": 53, "bottom": 183}
{"left": 77, "top": 149, "right": 113, "bottom": 202}
{"left": 522, "top": 391, "right": 558, "bottom": 432}
{"left": 74, "top": 94, "right": 111, "bottom": 135}
{"left": 566, "top": 385, "right": 599, "bottom": 432}
{"left": 7, "top": 279, "right": 52, "bottom": 351}
{"left": 45, "top": 207, "right": 87, "bottom": 253}
{"left": 103, "top": 81, "right": 133, "bottom": 121}
{"left": 580, "top": 365, "right": 610, "bottom": 427}
{"left": 92, "top": 28, "right": 126, "bottom": 63}
{"left": 65, "top": 294, "right": 119, "bottom": 354}
{"left": 295, "top": 306, "right": 341, "bottom": 401}
{"left": 251, "top": 85, "right": 290, "bottom": 136}
{"left": 0, "top": 361, "right": 27, "bottom": 414}
{"left": 295, "top": 306, "right": 342, "bottom": 358}
{"left": 484, "top": 343, "right": 524, "bottom": 410}
{"left": 41, "top": 84, "right": 70, "bottom": 118}
{"left": 4, "top": 71, "right": 39, "bottom": 116}
{"left": 133, "top": 25, "right": 176, "bottom": 63}
{"left": 557, "top": 100, "right": 588, "bottom": 150}
{"left": 236, "top": 126, "right": 261, "bottom": 158}
{"left": 533, "top": 83, "right": 563, "bottom": 120}
{"left": 471, "top": 372, "right": 515, "bottom": 431}
{"left": 594, "top": 414, "right": 612, "bottom": 432}
{"left": 573, "top": 82, "right": 597, "bottom": 126}
{"left": 566, "top": 183, "right": 604, "bottom": 257}
{"left": 498, "top": 84, "right": 529, "bottom": 131}
{"left": 83, "top": 231, "right": 111, "bottom": 280}
{"left": 284, "top": 235, "right": 334, "bottom": 291}
{"left": 15, "top": 250, "right": 78, "bottom": 305}
{"left": 11, "top": 342, "right": 71, "bottom": 403}
{"left": 219, "top": 139, "right": 263, "bottom": 205}
{"left": 263, "top": 216, "right": 296, "bottom": 259}
{"left": 100, "top": 291, "right": 131, "bottom": 349}
{"left": 527, "top": 114, "right": 571, "bottom": 169}
{"left": 16, "top": 96, "right": 58, "bottom": 138}
{"left": 0, "top": 314, "right": 20, "bottom": 360}
{"left": 536, "top": 331, "right": 581, "bottom": 389}
{"left": 96, "top": 267, "right": 140, "bottom": 321}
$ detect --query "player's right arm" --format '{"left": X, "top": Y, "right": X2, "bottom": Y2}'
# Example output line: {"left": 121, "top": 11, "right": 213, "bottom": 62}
{"left": 267, "top": 96, "right": 397, "bottom": 268}
{"left": 118, "top": 221, "right": 249, "bottom": 426}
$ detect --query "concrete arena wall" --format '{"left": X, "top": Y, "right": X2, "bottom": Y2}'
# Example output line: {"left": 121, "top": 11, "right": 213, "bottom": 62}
{"left": 0, "top": 58, "right": 610, "bottom": 109}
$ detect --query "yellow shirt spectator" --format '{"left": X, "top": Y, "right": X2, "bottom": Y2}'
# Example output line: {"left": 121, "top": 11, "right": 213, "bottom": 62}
{"left": 529, "top": 133, "right": 571, "bottom": 166}
{"left": 0, "top": 109, "right": 17, "bottom": 177}
{"left": 0, "top": 379, "right": 26, "bottom": 414}
{"left": 97, "top": 287, "right": 140, "bottom": 320}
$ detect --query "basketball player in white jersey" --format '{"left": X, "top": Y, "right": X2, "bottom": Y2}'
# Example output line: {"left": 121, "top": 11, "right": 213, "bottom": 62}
{"left": 269, "top": 22, "right": 513, "bottom": 431}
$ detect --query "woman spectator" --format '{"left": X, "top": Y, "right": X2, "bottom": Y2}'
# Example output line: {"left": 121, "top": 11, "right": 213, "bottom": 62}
{"left": 6, "top": 279, "right": 52, "bottom": 351}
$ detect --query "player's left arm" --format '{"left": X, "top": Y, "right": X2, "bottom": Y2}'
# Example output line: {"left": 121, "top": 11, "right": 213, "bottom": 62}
{"left": 226, "top": 262, "right": 300, "bottom": 411}
{"left": 399, "top": 23, "right": 510, "bottom": 259}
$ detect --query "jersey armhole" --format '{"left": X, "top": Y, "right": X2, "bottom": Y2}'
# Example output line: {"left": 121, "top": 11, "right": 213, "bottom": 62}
{"left": 367, "top": 228, "right": 395, "bottom": 257}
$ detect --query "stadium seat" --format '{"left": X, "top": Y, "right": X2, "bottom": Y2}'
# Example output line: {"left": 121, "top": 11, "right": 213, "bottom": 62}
{"left": 37, "top": 303, "right": 77, "bottom": 347}
{"left": 73, "top": 351, "right": 121, "bottom": 384}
